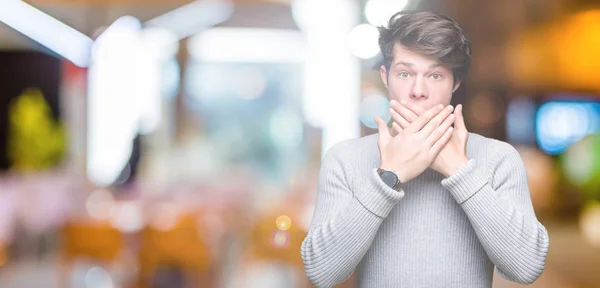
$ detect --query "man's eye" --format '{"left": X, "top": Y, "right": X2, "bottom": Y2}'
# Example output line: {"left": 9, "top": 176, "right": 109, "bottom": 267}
{"left": 398, "top": 72, "right": 410, "bottom": 79}
{"left": 431, "top": 73, "right": 442, "bottom": 80}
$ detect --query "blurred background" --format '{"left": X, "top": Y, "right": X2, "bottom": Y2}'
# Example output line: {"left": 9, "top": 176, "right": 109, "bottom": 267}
{"left": 0, "top": 0, "right": 599, "bottom": 287}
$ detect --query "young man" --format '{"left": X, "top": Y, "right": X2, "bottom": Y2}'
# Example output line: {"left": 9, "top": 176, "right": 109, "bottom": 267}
{"left": 301, "top": 10, "right": 549, "bottom": 288}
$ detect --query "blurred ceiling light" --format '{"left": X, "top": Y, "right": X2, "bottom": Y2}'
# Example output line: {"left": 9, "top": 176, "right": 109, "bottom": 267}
{"left": 348, "top": 24, "right": 380, "bottom": 59}
{"left": 0, "top": 0, "right": 93, "bottom": 67}
{"left": 87, "top": 16, "right": 143, "bottom": 187}
{"left": 291, "top": 0, "right": 356, "bottom": 31}
{"left": 145, "top": 0, "right": 233, "bottom": 40}
{"left": 92, "top": 16, "right": 142, "bottom": 60}
{"left": 139, "top": 27, "right": 179, "bottom": 61}
{"left": 291, "top": 0, "right": 361, "bottom": 156}
{"left": 188, "top": 28, "right": 305, "bottom": 62}
{"left": 364, "top": 0, "right": 409, "bottom": 27}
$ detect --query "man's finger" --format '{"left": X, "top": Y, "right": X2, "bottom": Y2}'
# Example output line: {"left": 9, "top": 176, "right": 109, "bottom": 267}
{"left": 455, "top": 104, "right": 467, "bottom": 131}
{"left": 425, "top": 113, "right": 455, "bottom": 147}
{"left": 392, "top": 122, "right": 402, "bottom": 134}
{"left": 389, "top": 108, "right": 411, "bottom": 129}
{"left": 430, "top": 127, "right": 454, "bottom": 155}
{"left": 375, "top": 116, "right": 391, "bottom": 144}
{"left": 390, "top": 100, "right": 419, "bottom": 122}
{"left": 406, "top": 104, "right": 446, "bottom": 134}
{"left": 401, "top": 100, "right": 426, "bottom": 116}
{"left": 417, "top": 105, "right": 454, "bottom": 137}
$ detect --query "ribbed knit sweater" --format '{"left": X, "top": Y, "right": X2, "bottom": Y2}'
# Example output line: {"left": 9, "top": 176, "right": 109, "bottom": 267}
{"left": 301, "top": 132, "right": 549, "bottom": 288}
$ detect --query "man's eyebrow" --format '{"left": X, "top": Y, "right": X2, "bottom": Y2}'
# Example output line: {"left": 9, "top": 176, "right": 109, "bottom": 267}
{"left": 394, "top": 62, "right": 413, "bottom": 67}
{"left": 393, "top": 62, "right": 442, "bottom": 69}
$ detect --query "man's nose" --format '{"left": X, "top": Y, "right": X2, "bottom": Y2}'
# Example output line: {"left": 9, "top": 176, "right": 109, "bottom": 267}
{"left": 410, "top": 77, "right": 428, "bottom": 100}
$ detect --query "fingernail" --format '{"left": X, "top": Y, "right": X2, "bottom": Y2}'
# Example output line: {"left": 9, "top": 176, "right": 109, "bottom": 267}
{"left": 390, "top": 99, "right": 397, "bottom": 105}
{"left": 400, "top": 100, "right": 407, "bottom": 105}
{"left": 446, "top": 105, "right": 453, "bottom": 111}
{"left": 438, "top": 104, "right": 444, "bottom": 109}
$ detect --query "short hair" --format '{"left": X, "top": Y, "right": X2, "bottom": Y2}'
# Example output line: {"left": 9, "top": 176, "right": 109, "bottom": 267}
{"left": 378, "top": 10, "right": 471, "bottom": 82}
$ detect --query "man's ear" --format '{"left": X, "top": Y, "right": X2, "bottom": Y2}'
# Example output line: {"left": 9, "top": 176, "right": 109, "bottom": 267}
{"left": 452, "top": 80, "right": 461, "bottom": 93}
{"left": 380, "top": 65, "right": 388, "bottom": 89}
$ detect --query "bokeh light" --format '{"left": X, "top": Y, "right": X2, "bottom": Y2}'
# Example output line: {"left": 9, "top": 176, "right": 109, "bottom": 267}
{"left": 560, "top": 133, "right": 600, "bottom": 196}
{"left": 469, "top": 91, "right": 503, "bottom": 128}
{"left": 269, "top": 107, "right": 304, "bottom": 150}
{"left": 536, "top": 101, "right": 600, "bottom": 155}
{"left": 360, "top": 93, "right": 390, "bottom": 129}
{"left": 84, "top": 266, "right": 114, "bottom": 288}
{"left": 364, "top": 0, "right": 409, "bottom": 27}
{"left": 348, "top": 24, "right": 380, "bottom": 59}
{"left": 86, "top": 189, "right": 115, "bottom": 220}
{"left": 580, "top": 202, "right": 600, "bottom": 248}
{"left": 109, "top": 202, "right": 144, "bottom": 233}
{"left": 270, "top": 230, "right": 290, "bottom": 249}
{"left": 275, "top": 215, "right": 292, "bottom": 231}
{"left": 149, "top": 202, "right": 179, "bottom": 231}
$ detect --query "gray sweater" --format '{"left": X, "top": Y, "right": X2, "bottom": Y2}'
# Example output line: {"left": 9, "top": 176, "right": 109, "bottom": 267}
{"left": 301, "top": 132, "right": 549, "bottom": 288}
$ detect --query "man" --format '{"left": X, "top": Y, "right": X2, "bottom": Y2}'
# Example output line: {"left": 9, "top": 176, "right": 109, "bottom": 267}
{"left": 301, "top": 10, "right": 549, "bottom": 288}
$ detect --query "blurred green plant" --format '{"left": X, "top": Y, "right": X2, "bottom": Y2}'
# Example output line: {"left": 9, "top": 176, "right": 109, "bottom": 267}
{"left": 7, "top": 88, "right": 66, "bottom": 171}
{"left": 560, "top": 133, "right": 600, "bottom": 201}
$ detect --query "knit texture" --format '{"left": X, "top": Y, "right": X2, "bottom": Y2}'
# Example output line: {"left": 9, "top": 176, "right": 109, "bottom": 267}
{"left": 301, "top": 132, "right": 549, "bottom": 288}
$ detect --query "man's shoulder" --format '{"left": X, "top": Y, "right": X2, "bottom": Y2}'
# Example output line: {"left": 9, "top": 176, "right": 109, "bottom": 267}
{"left": 325, "top": 133, "right": 378, "bottom": 155}
{"left": 323, "top": 134, "right": 379, "bottom": 165}
{"left": 467, "top": 132, "right": 522, "bottom": 169}
{"left": 468, "top": 132, "right": 519, "bottom": 154}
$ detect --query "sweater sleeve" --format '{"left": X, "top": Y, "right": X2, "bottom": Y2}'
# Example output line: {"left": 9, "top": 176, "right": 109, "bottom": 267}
{"left": 440, "top": 142, "right": 549, "bottom": 284}
{"left": 301, "top": 142, "right": 404, "bottom": 288}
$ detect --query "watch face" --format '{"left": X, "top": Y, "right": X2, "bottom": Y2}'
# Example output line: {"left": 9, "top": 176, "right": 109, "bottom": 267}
{"left": 380, "top": 171, "right": 398, "bottom": 188}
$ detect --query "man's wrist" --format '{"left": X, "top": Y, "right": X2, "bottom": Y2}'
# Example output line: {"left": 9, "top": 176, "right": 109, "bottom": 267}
{"left": 443, "top": 156, "right": 470, "bottom": 177}
{"left": 377, "top": 167, "right": 404, "bottom": 191}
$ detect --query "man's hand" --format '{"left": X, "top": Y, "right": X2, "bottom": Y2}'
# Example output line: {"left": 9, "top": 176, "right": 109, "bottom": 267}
{"left": 375, "top": 104, "right": 455, "bottom": 183}
{"left": 389, "top": 100, "right": 469, "bottom": 177}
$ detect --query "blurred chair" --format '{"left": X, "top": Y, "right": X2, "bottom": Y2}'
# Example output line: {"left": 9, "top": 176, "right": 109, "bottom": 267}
{"left": 60, "top": 220, "right": 123, "bottom": 287}
{"left": 240, "top": 210, "right": 356, "bottom": 288}
{"left": 137, "top": 212, "right": 215, "bottom": 288}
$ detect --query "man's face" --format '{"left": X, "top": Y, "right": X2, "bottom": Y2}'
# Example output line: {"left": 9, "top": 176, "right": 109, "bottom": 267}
{"left": 380, "top": 43, "right": 460, "bottom": 110}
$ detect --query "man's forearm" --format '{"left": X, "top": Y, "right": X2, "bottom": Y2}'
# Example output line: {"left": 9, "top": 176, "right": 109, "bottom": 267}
{"left": 302, "top": 167, "right": 404, "bottom": 287}
{"left": 441, "top": 158, "right": 549, "bottom": 284}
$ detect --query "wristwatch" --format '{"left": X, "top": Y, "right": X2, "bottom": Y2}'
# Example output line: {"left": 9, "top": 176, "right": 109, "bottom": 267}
{"left": 377, "top": 168, "right": 402, "bottom": 191}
